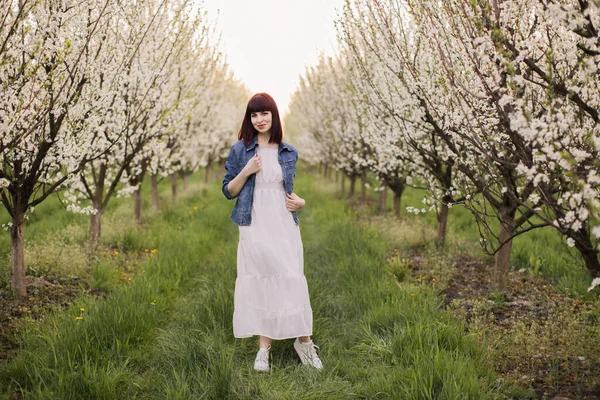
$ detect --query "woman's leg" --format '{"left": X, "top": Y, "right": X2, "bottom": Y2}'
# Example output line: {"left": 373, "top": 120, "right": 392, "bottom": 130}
{"left": 297, "top": 335, "right": 311, "bottom": 343}
{"left": 259, "top": 335, "right": 273, "bottom": 348}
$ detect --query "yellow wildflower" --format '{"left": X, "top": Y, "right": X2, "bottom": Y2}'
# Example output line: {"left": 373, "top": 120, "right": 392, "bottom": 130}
{"left": 151, "top": 249, "right": 157, "bottom": 254}
{"left": 80, "top": 307, "right": 85, "bottom": 312}
{"left": 410, "top": 293, "right": 416, "bottom": 297}
{"left": 75, "top": 316, "right": 83, "bottom": 321}
{"left": 114, "top": 251, "right": 119, "bottom": 255}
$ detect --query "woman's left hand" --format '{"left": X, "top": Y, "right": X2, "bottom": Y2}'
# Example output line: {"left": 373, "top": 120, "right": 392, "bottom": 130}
{"left": 285, "top": 193, "right": 305, "bottom": 212}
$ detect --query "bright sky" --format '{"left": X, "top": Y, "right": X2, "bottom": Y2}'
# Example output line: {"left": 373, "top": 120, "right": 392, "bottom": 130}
{"left": 199, "top": 0, "right": 346, "bottom": 116}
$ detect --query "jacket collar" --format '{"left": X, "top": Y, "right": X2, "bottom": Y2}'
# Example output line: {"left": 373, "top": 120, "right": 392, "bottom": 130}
{"left": 246, "top": 135, "right": 293, "bottom": 152}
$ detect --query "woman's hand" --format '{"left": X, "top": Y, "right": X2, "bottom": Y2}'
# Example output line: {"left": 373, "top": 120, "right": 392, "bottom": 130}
{"left": 285, "top": 193, "right": 305, "bottom": 212}
{"left": 242, "top": 153, "right": 262, "bottom": 176}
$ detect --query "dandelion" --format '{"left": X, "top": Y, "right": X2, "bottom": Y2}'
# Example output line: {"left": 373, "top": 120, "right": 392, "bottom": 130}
{"left": 128, "top": 277, "right": 132, "bottom": 281}
{"left": 75, "top": 316, "right": 83, "bottom": 321}
{"left": 193, "top": 206, "right": 198, "bottom": 211}
{"left": 144, "top": 249, "right": 149, "bottom": 252}
{"left": 151, "top": 299, "right": 157, "bottom": 307}
{"left": 151, "top": 249, "right": 157, "bottom": 254}
{"left": 80, "top": 307, "right": 85, "bottom": 312}
{"left": 411, "top": 293, "right": 416, "bottom": 297}
{"left": 114, "top": 251, "right": 119, "bottom": 255}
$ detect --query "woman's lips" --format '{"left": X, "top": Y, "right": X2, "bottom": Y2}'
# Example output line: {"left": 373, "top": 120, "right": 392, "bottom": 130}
{"left": 257, "top": 124, "right": 266, "bottom": 128}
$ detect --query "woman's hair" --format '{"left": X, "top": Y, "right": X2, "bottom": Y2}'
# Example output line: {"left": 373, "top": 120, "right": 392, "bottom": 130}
{"left": 238, "top": 92, "right": 283, "bottom": 147}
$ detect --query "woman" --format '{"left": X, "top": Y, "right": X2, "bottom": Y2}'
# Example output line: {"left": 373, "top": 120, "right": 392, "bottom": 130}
{"left": 222, "top": 93, "right": 322, "bottom": 372}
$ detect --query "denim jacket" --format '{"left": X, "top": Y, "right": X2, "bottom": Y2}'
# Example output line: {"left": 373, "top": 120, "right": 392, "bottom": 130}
{"left": 222, "top": 135, "right": 299, "bottom": 226}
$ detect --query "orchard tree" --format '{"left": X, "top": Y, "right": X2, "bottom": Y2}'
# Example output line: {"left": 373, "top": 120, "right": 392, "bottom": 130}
{"left": 0, "top": 0, "right": 114, "bottom": 298}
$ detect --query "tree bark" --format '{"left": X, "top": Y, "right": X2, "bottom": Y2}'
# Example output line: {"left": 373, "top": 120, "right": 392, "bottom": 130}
{"left": 182, "top": 174, "right": 189, "bottom": 191}
{"left": 379, "top": 184, "right": 387, "bottom": 215}
{"left": 151, "top": 174, "right": 159, "bottom": 211}
{"left": 88, "top": 168, "right": 106, "bottom": 249}
{"left": 436, "top": 196, "right": 451, "bottom": 248}
{"left": 349, "top": 175, "right": 356, "bottom": 198}
{"left": 335, "top": 170, "right": 339, "bottom": 183}
{"left": 360, "top": 171, "right": 367, "bottom": 202}
{"left": 134, "top": 185, "right": 143, "bottom": 225}
{"left": 171, "top": 173, "right": 177, "bottom": 200}
{"left": 204, "top": 162, "right": 212, "bottom": 184}
{"left": 341, "top": 173, "right": 346, "bottom": 196}
{"left": 89, "top": 206, "right": 104, "bottom": 250}
{"left": 10, "top": 210, "right": 27, "bottom": 298}
{"left": 569, "top": 228, "right": 600, "bottom": 278}
{"left": 393, "top": 192, "right": 401, "bottom": 219}
{"left": 494, "top": 211, "right": 516, "bottom": 292}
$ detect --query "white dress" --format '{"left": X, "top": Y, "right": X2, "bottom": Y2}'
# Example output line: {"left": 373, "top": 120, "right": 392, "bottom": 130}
{"left": 233, "top": 147, "right": 313, "bottom": 339}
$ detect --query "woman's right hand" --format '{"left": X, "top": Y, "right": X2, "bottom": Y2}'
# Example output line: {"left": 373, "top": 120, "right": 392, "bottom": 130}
{"left": 242, "top": 153, "right": 262, "bottom": 176}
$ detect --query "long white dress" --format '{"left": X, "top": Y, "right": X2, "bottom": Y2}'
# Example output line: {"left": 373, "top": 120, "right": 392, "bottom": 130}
{"left": 233, "top": 147, "right": 313, "bottom": 339}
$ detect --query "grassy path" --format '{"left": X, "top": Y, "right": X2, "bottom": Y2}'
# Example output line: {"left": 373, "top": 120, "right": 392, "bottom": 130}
{"left": 1, "top": 173, "right": 500, "bottom": 399}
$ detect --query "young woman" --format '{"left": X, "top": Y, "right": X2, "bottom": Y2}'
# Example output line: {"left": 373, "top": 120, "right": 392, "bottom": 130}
{"left": 222, "top": 93, "right": 322, "bottom": 372}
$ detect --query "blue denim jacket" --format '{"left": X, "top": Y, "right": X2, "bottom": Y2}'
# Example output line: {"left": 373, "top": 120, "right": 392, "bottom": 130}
{"left": 222, "top": 135, "right": 299, "bottom": 226}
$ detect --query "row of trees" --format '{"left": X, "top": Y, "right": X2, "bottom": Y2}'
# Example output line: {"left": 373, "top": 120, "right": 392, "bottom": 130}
{"left": 286, "top": 0, "right": 600, "bottom": 290}
{"left": 1, "top": 0, "right": 248, "bottom": 298}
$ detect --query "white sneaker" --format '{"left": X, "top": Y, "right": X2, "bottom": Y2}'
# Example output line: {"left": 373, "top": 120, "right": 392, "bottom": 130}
{"left": 254, "top": 345, "right": 271, "bottom": 372}
{"left": 293, "top": 338, "right": 323, "bottom": 370}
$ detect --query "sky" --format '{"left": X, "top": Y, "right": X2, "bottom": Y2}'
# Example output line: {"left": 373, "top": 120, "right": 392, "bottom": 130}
{"left": 199, "top": 0, "right": 347, "bottom": 116}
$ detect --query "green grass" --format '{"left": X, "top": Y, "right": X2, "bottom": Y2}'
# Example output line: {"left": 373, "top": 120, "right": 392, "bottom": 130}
{"left": 349, "top": 171, "right": 596, "bottom": 297}
{"left": 0, "top": 168, "right": 502, "bottom": 399}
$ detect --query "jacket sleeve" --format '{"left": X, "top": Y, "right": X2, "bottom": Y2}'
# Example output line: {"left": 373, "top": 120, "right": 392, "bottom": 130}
{"left": 222, "top": 145, "right": 238, "bottom": 200}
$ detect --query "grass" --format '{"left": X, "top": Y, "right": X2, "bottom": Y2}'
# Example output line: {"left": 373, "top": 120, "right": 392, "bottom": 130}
{"left": 345, "top": 170, "right": 596, "bottom": 298}
{"left": 0, "top": 168, "right": 502, "bottom": 399}
{"left": 325, "top": 169, "right": 600, "bottom": 397}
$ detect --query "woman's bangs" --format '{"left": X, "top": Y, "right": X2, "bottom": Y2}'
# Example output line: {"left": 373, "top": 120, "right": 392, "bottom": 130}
{"left": 247, "top": 95, "right": 272, "bottom": 113}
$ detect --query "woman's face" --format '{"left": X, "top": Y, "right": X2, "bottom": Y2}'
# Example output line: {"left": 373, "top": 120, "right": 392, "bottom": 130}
{"left": 250, "top": 110, "right": 272, "bottom": 134}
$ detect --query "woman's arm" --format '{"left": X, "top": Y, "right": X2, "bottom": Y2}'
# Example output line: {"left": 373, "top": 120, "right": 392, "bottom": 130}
{"left": 224, "top": 153, "right": 262, "bottom": 199}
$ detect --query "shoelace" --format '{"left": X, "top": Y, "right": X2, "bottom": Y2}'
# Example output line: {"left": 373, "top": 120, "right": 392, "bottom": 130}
{"left": 303, "top": 342, "right": 320, "bottom": 361}
{"left": 256, "top": 347, "right": 270, "bottom": 364}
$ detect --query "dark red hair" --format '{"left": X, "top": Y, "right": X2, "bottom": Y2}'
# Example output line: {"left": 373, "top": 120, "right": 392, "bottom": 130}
{"left": 238, "top": 93, "right": 284, "bottom": 147}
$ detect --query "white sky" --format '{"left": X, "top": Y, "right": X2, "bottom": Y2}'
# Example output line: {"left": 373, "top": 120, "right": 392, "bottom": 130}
{"left": 199, "top": 0, "right": 346, "bottom": 116}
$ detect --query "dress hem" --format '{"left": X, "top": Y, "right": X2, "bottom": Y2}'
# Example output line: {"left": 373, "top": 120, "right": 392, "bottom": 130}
{"left": 234, "top": 332, "right": 313, "bottom": 340}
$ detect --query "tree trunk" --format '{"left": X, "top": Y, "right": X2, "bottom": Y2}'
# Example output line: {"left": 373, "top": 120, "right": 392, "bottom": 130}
{"left": 182, "top": 174, "right": 189, "bottom": 191}
{"left": 379, "top": 184, "right": 387, "bottom": 215}
{"left": 89, "top": 171, "right": 105, "bottom": 249}
{"left": 494, "top": 212, "right": 516, "bottom": 292}
{"left": 360, "top": 171, "right": 367, "bottom": 202}
{"left": 204, "top": 162, "right": 212, "bottom": 184}
{"left": 349, "top": 175, "right": 356, "bottom": 198}
{"left": 89, "top": 206, "right": 104, "bottom": 250}
{"left": 335, "top": 170, "right": 339, "bottom": 183}
{"left": 171, "top": 173, "right": 177, "bottom": 200}
{"left": 569, "top": 228, "right": 600, "bottom": 278}
{"left": 323, "top": 164, "right": 328, "bottom": 178}
{"left": 10, "top": 210, "right": 27, "bottom": 299}
{"left": 134, "top": 185, "right": 143, "bottom": 225}
{"left": 341, "top": 173, "right": 346, "bottom": 196}
{"left": 436, "top": 196, "right": 451, "bottom": 248}
{"left": 151, "top": 174, "right": 159, "bottom": 211}
{"left": 393, "top": 192, "right": 401, "bottom": 219}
